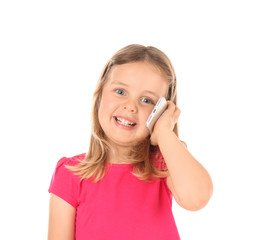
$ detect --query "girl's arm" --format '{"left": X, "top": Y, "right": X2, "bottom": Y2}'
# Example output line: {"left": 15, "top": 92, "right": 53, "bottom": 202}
{"left": 151, "top": 101, "right": 213, "bottom": 211}
{"left": 48, "top": 194, "right": 76, "bottom": 240}
{"left": 161, "top": 131, "right": 213, "bottom": 211}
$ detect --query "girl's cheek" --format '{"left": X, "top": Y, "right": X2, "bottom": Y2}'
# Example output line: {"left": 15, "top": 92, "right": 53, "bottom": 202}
{"left": 101, "top": 94, "right": 115, "bottom": 107}
{"left": 143, "top": 109, "right": 153, "bottom": 122}
{"left": 107, "top": 96, "right": 120, "bottom": 108}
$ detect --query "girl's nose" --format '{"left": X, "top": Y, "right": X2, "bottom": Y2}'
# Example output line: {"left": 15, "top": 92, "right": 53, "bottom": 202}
{"left": 123, "top": 103, "right": 138, "bottom": 113}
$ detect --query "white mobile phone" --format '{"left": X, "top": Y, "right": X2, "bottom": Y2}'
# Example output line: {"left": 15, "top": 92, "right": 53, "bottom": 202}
{"left": 145, "top": 97, "right": 167, "bottom": 133}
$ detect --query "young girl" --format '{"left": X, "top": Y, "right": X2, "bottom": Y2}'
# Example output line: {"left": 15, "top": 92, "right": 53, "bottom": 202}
{"left": 48, "top": 44, "right": 213, "bottom": 240}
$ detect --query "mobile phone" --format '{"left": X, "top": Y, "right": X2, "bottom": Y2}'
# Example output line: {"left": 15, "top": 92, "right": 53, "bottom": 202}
{"left": 145, "top": 97, "right": 167, "bottom": 133}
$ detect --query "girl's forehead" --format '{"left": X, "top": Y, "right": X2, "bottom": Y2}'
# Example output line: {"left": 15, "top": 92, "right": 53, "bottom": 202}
{"left": 110, "top": 61, "right": 165, "bottom": 76}
{"left": 106, "top": 62, "right": 168, "bottom": 85}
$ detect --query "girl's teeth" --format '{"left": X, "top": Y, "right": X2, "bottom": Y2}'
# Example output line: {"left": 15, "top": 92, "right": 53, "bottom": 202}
{"left": 116, "top": 117, "right": 135, "bottom": 127}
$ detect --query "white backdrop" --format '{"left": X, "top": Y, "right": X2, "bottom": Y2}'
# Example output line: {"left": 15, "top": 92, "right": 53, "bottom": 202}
{"left": 0, "top": 0, "right": 261, "bottom": 239}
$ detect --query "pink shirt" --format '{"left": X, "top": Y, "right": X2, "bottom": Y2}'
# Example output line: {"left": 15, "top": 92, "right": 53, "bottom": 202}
{"left": 48, "top": 151, "right": 180, "bottom": 239}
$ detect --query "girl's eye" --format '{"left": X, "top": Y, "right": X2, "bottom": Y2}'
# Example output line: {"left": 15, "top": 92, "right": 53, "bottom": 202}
{"left": 141, "top": 98, "right": 153, "bottom": 104}
{"left": 115, "top": 89, "right": 126, "bottom": 95}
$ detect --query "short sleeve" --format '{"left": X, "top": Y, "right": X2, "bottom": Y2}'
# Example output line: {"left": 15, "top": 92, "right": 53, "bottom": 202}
{"left": 48, "top": 157, "right": 80, "bottom": 208}
{"left": 150, "top": 147, "right": 173, "bottom": 197}
{"left": 150, "top": 147, "right": 167, "bottom": 171}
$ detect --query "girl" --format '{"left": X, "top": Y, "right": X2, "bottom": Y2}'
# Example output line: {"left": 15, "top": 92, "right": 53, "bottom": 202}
{"left": 48, "top": 44, "right": 213, "bottom": 240}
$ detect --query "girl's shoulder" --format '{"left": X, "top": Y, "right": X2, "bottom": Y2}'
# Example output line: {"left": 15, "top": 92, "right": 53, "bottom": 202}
{"left": 49, "top": 153, "right": 86, "bottom": 208}
{"left": 56, "top": 153, "right": 86, "bottom": 167}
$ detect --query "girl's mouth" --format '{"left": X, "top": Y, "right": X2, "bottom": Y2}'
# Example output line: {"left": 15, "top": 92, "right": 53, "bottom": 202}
{"left": 114, "top": 117, "right": 136, "bottom": 127}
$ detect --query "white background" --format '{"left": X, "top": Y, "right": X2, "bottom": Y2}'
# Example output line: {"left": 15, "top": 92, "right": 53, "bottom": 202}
{"left": 0, "top": 0, "right": 261, "bottom": 239}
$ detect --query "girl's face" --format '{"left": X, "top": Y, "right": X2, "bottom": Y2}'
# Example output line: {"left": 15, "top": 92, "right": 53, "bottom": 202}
{"left": 98, "top": 61, "right": 169, "bottom": 149}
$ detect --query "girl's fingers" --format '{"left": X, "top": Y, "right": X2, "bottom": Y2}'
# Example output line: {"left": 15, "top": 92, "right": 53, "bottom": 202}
{"left": 166, "top": 101, "right": 180, "bottom": 120}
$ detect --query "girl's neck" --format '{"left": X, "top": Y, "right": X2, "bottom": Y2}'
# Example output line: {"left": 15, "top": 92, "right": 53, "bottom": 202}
{"left": 106, "top": 145, "right": 134, "bottom": 164}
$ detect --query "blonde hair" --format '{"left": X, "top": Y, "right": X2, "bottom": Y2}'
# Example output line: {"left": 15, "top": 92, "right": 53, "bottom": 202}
{"left": 67, "top": 44, "right": 187, "bottom": 183}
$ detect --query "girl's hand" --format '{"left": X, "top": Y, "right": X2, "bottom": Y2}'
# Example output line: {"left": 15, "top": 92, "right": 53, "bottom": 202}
{"left": 150, "top": 101, "right": 181, "bottom": 146}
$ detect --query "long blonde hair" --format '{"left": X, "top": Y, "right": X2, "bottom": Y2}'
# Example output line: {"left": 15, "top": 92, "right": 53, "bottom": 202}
{"left": 67, "top": 44, "right": 186, "bottom": 183}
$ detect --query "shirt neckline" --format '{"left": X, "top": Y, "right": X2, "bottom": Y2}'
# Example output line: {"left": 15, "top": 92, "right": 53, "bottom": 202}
{"left": 106, "top": 162, "right": 134, "bottom": 168}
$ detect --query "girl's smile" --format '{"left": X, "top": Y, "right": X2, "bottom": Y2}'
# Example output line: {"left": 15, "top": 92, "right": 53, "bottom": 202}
{"left": 98, "top": 61, "right": 169, "bottom": 148}
{"left": 113, "top": 116, "right": 137, "bottom": 128}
